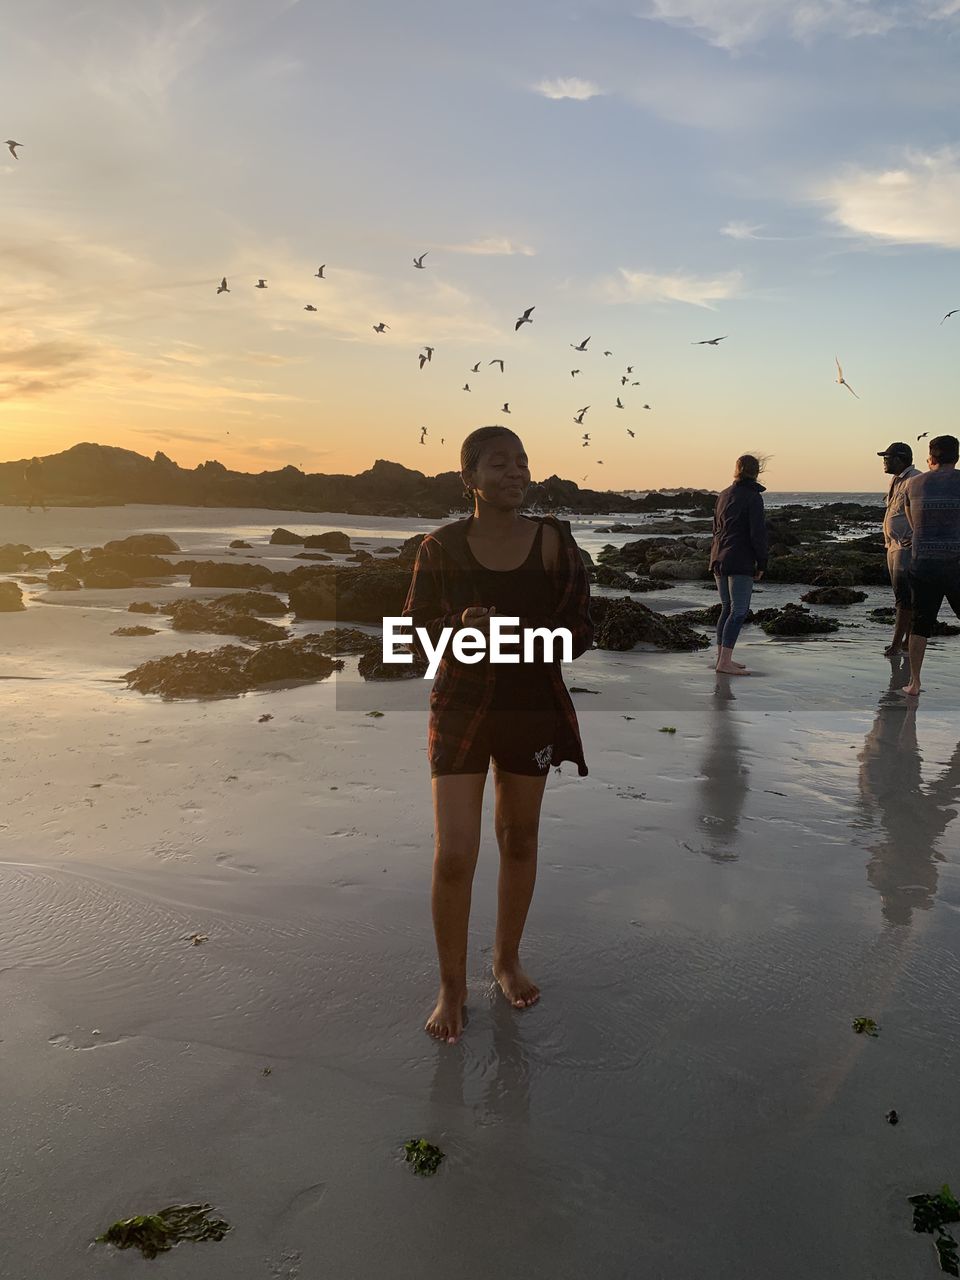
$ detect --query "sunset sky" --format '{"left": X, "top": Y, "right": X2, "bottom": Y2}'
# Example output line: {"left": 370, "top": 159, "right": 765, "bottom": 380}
{"left": 2, "top": 0, "right": 960, "bottom": 491}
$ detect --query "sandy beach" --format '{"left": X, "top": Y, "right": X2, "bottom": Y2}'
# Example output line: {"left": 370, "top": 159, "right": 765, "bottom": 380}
{"left": 3, "top": 503, "right": 960, "bottom": 1279}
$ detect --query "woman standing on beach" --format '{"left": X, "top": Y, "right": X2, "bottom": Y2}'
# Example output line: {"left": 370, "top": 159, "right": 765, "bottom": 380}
{"left": 402, "top": 425, "right": 594, "bottom": 1045}
{"left": 709, "top": 454, "right": 769, "bottom": 676}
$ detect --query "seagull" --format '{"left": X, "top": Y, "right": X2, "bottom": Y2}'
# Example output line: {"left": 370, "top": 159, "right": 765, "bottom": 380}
{"left": 419, "top": 353, "right": 428, "bottom": 369}
{"left": 582, "top": 440, "right": 589, "bottom": 447}
{"left": 631, "top": 381, "right": 641, "bottom": 386}
{"left": 581, "top": 433, "right": 590, "bottom": 442}
{"left": 470, "top": 361, "right": 481, "bottom": 373}
{"left": 441, "top": 437, "right": 445, "bottom": 444}
{"left": 315, "top": 265, "right": 326, "bottom": 279}
{"left": 489, "top": 359, "right": 505, "bottom": 372}
{"left": 422, "top": 346, "right": 434, "bottom": 362}
{"left": 501, "top": 402, "right": 510, "bottom": 413}
{"left": 620, "top": 375, "right": 628, "bottom": 386}
{"left": 835, "top": 355, "right": 859, "bottom": 398}
{"left": 217, "top": 277, "right": 229, "bottom": 294}
{"left": 615, "top": 397, "right": 623, "bottom": 409}
{"left": 940, "top": 309, "right": 958, "bottom": 324}
{"left": 693, "top": 336, "right": 726, "bottom": 345}
{"left": 420, "top": 426, "right": 428, "bottom": 444}
{"left": 5, "top": 140, "right": 23, "bottom": 159}
{"left": 413, "top": 252, "right": 429, "bottom": 269}
{"left": 373, "top": 322, "right": 389, "bottom": 333}
{"left": 574, "top": 406, "right": 589, "bottom": 424}
{"left": 625, "top": 365, "right": 634, "bottom": 374}
{"left": 603, "top": 351, "right": 613, "bottom": 356}
{"left": 627, "top": 429, "right": 635, "bottom": 438}
{"left": 571, "top": 336, "right": 590, "bottom": 352}
{"left": 304, "top": 304, "right": 317, "bottom": 311}
{"left": 463, "top": 383, "right": 471, "bottom": 391}
{"left": 596, "top": 459, "right": 604, "bottom": 464}
{"left": 515, "top": 306, "right": 535, "bottom": 331}
{"left": 917, "top": 431, "right": 929, "bottom": 441}
{"left": 571, "top": 369, "right": 581, "bottom": 377}
{"left": 643, "top": 403, "right": 651, "bottom": 410}
{"left": 256, "top": 279, "right": 268, "bottom": 288}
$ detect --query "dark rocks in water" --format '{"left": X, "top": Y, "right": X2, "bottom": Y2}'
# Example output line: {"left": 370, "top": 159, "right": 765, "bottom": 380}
{"left": 630, "top": 576, "right": 674, "bottom": 593}
{"left": 269, "top": 527, "right": 303, "bottom": 545}
{"left": 594, "top": 564, "right": 642, "bottom": 591}
{"left": 46, "top": 571, "right": 82, "bottom": 590}
{"left": 308, "top": 627, "right": 378, "bottom": 655}
{"left": 24, "top": 549, "right": 54, "bottom": 569}
{"left": 358, "top": 645, "right": 428, "bottom": 680}
{"left": 103, "top": 533, "right": 181, "bottom": 555}
{"left": 79, "top": 552, "right": 178, "bottom": 584}
{"left": 207, "top": 590, "right": 287, "bottom": 615}
{"left": 0, "top": 581, "right": 25, "bottom": 611}
{"left": 229, "top": 539, "right": 252, "bottom": 549}
{"left": 288, "top": 567, "right": 410, "bottom": 623}
{"left": 190, "top": 561, "right": 274, "bottom": 588}
{"left": 80, "top": 567, "right": 137, "bottom": 589}
{"left": 868, "top": 606, "right": 897, "bottom": 623}
{"left": 755, "top": 603, "right": 840, "bottom": 636}
{"left": 674, "top": 603, "right": 755, "bottom": 628}
{"left": 349, "top": 549, "right": 373, "bottom": 562}
{"left": 294, "top": 551, "right": 332, "bottom": 560}
{"left": 168, "top": 600, "right": 287, "bottom": 642}
{"left": 129, "top": 601, "right": 162, "bottom": 614}
{"left": 932, "top": 619, "right": 960, "bottom": 637}
{"left": 0, "top": 543, "right": 31, "bottom": 572}
{"left": 398, "top": 533, "right": 426, "bottom": 565}
{"left": 591, "top": 596, "right": 710, "bottom": 651}
{"left": 763, "top": 550, "right": 887, "bottom": 587}
{"left": 304, "top": 530, "right": 352, "bottom": 552}
{"left": 123, "top": 639, "right": 342, "bottom": 697}
{"left": 801, "top": 586, "right": 868, "bottom": 605}
{"left": 113, "top": 625, "right": 159, "bottom": 636}
{"left": 378, "top": 546, "right": 399, "bottom": 554}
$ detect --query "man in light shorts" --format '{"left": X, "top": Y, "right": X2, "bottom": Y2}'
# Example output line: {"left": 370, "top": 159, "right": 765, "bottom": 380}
{"left": 878, "top": 441, "right": 920, "bottom": 656}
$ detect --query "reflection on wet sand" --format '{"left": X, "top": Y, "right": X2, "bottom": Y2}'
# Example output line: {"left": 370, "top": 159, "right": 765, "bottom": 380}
{"left": 856, "top": 658, "right": 960, "bottom": 926}
{"left": 695, "top": 678, "right": 750, "bottom": 862}
{"left": 430, "top": 996, "right": 531, "bottom": 1125}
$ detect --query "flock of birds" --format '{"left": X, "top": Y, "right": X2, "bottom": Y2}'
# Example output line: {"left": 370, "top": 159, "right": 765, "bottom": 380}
{"left": 6, "top": 134, "right": 958, "bottom": 476}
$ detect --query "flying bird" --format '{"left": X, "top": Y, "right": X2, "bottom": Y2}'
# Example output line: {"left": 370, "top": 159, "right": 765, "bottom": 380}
{"left": 940, "top": 309, "right": 958, "bottom": 324}
{"left": 693, "top": 336, "right": 726, "bottom": 345}
{"left": 419, "top": 353, "right": 428, "bottom": 369}
{"left": 596, "top": 460, "right": 604, "bottom": 464}
{"left": 627, "top": 429, "right": 635, "bottom": 438}
{"left": 515, "top": 306, "right": 535, "bottom": 331}
{"left": 615, "top": 397, "right": 623, "bottom": 409}
{"left": 835, "top": 355, "right": 859, "bottom": 398}
{"left": 217, "top": 277, "right": 229, "bottom": 294}
{"left": 625, "top": 365, "right": 634, "bottom": 374}
{"left": 631, "top": 381, "right": 641, "bottom": 386}
{"left": 571, "top": 369, "right": 581, "bottom": 377}
{"left": 917, "top": 431, "right": 929, "bottom": 441}
{"left": 501, "top": 402, "right": 510, "bottom": 414}
{"left": 603, "top": 351, "right": 613, "bottom": 356}
{"left": 315, "top": 265, "right": 325, "bottom": 278}
{"left": 643, "top": 403, "right": 651, "bottom": 410}
{"left": 5, "top": 140, "right": 23, "bottom": 159}
{"left": 571, "top": 336, "right": 590, "bottom": 352}
{"left": 422, "top": 346, "right": 434, "bottom": 362}
{"left": 582, "top": 440, "right": 589, "bottom": 447}
{"left": 463, "top": 383, "right": 471, "bottom": 391}
{"left": 413, "top": 252, "right": 429, "bottom": 269}
{"left": 489, "top": 359, "right": 505, "bottom": 372}
{"left": 470, "top": 361, "right": 481, "bottom": 373}
{"left": 256, "top": 279, "right": 268, "bottom": 288}
{"left": 420, "top": 426, "right": 428, "bottom": 444}
{"left": 574, "top": 406, "right": 589, "bottom": 424}
{"left": 373, "top": 322, "right": 389, "bottom": 333}
{"left": 621, "top": 375, "right": 628, "bottom": 386}
{"left": 304, "top": 304, "right": 317, "bottom": 311}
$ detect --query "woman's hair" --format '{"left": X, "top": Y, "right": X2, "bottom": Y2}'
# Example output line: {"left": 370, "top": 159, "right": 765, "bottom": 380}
{"left": 460, "top": 425, "right": 522, "bottom": 493}
{"left": 735, "top": 453, "right": 768, "bottom": 480}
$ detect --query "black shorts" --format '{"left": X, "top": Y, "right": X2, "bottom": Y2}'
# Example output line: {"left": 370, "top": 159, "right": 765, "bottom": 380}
{"left": 430, "top": 707, "right": 557, "bottom": 778}
{"left": 908, "top": 561, "right": 960, "bottom": 638}
{"left": 887, "top": 548, "right": 913, "bottom": 608}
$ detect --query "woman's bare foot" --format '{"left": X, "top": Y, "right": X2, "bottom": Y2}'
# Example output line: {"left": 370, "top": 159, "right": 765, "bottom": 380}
{"left": 897, "top": 683, "right": 922, "bottom": 697}
{"left": 425, "top": 982, "right": 467, "bottom": 1044}
{"left": 884, "top": 644, "right": 906, "bottom": 657}
{"left": 493, "top": 962, "right": 540, "bottom": 1009}
{"left": 716, "top": 662, "right": 751, "bottom": 675}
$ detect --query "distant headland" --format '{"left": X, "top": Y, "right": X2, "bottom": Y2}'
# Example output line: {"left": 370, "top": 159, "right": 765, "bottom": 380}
{"left": 0, "top": 443, "right": 717, "bottom": 517}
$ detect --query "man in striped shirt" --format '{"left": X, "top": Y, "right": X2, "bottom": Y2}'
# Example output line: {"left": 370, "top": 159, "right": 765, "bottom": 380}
{"left": 901, "top": 434, "right": 960, "bottom": 697}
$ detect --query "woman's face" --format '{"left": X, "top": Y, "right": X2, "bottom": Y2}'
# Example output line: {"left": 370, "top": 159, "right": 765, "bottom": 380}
{"left": 464, "top": 434, "right": 530, "bottom": 509}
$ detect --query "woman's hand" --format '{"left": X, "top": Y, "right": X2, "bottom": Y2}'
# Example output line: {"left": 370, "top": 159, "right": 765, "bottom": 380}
{"left": 460, "top": 606, "right": 497, "bottom": 632}
{"left": 754, "top": 570, "right": 765, "bottom": 581}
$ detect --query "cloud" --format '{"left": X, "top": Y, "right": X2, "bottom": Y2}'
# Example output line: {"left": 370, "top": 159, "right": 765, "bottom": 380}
{"left": 604, "top": 267, "right": 744, "bottom": 309}
{"left": 641, "top": 0, "right": 959, "bottom": 48}
{"left": 721, "top": 221, "right": 765, "bottom": 240}
{"left": 816, "top": 147, "right": 960, "bottom": 248}
{"left": 532, "top": 77, "right": 602, "bottom": 101}
{"left": 447, "top": 237, "right": 537, "bottom": 257}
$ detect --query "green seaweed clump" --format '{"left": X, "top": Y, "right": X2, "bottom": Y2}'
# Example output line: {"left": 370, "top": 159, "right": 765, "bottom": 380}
{"left": 404, "top": 1138, "right": 445, "bottom": 1176}
{"left": 908, "top": 1185, "right": 960, "bottom": 1276}
{"left": 366, "top": 710, "right": 385, "bottom": 718}
{"left": 96, "top": 1203, "right": 231, "bottom": 1258}
{"left": 659, "top": 726, "right": 677, "bottom": 734}
{"left": 852, "top": 1016, "right": 879, "bottom": 1036}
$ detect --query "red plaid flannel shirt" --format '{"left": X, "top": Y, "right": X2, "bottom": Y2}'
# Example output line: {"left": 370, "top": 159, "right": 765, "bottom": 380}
{"left": 401, "top": 514, "right": 594, "bottom": 775}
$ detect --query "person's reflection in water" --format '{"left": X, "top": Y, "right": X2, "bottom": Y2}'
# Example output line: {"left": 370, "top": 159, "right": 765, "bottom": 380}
{"left": 429, "top": 998, "right": 531, "bottom": 1125}
{"left": 695, "top": 677, "right": 750, "bottom": 862}
{"left": 857, "top": 658, "right": 960, "bottom": 926}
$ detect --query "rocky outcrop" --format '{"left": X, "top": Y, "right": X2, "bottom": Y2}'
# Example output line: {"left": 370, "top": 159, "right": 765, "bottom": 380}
{"left": 0, "top": 581, "right": 25, "bottom": 611}
{"left": 167, "top": 600, "right": 288, "bottom": 642}
{"left": 113, "top": 625, "right": 159, "bottom": 636}
{"left": 800, "top": 586, "right": 868, "bottom": 605}
{"left": 590, "top": 596, "right": 710, "bottom": 651}
{"left": 103, "top": 534, "right": 181, "bottom": 555}
{"left": 123, "top": 639, "right": 343, "bottom": 697}
{"left": 46, "top": 571, "right": 82, "bottom": 590}
{"left": 674, "top": 603, "right": 755, "bottom": 628}
{"left": 755, "top": 603, "right": 840, "bottom": 636}
{"left": 288, "top": 567, "right": 410, "bottom": 623}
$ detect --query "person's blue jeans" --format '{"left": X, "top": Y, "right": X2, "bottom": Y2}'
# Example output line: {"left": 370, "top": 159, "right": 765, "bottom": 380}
{"left": 715, "top": 573, "right": 754, "bottom": 650}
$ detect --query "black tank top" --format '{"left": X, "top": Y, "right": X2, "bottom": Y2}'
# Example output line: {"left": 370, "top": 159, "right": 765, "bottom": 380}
{"left": 463, "top": 521, "right": 557, "bottom": 710}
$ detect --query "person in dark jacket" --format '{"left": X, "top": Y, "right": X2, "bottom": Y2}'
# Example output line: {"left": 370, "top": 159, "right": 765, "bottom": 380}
{"left": 402, "top": 424, "right": 593, "bottom": 1045}
{"left": 709, "top": 454, "right": 769, "bottom": 675}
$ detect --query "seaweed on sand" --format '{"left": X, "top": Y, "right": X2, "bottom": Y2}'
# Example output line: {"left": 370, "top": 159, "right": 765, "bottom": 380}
{"left": 404, "top": 1139, "right": 445, "bottom": 1176}
{"left": 908, "top": 1185, "right": 960, "bottom": 1276}
{"left": 96, "top": 1203, "right": 231, "bottom": 1258}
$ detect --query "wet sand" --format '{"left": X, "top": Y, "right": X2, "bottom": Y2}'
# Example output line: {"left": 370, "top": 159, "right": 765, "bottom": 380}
{"left": 2, "top": 505, "right": 960, "bottom": 1278}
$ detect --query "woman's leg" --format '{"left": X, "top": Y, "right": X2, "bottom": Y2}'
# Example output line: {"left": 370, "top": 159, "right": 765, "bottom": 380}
{"left": 717, "top": 574, "right": 754, "bottom": 674}
{"left": 715, "top": 573, "right": 731, "bottom": 659}
{"left": 492, "top": 767, "right": 548, "bottom": 1009}
{"left": 426, "top": 772, "right": 488, "bottom": 1043}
